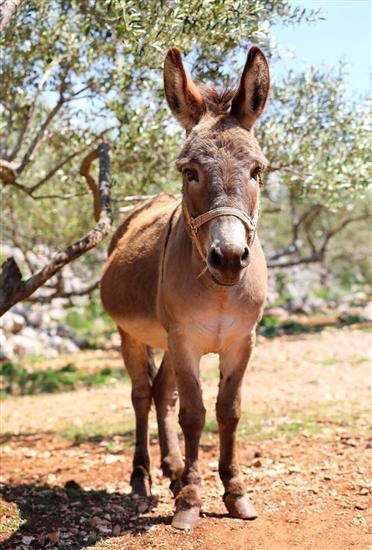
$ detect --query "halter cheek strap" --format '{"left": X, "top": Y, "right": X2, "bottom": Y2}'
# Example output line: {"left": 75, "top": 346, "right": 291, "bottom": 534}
{"left": 182, "top": 200, "right": 259, "bottom": 267}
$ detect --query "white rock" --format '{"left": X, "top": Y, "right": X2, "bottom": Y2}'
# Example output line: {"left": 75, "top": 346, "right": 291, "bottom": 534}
{"left": 12, "top": 333, "right": 44, "bottom": 357}
{"left": 0, "top": 329, "right": 14, "bottom": 360}
{"left": 0, "top": 312, "right": 26, "bottom": 334}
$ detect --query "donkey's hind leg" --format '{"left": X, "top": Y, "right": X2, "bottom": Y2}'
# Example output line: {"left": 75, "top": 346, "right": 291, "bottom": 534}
{"left": 152, "top": 352, "right": 184, "bottom": 496}
{"left": 119, "top": 329, "right": 153, "bottom": 497}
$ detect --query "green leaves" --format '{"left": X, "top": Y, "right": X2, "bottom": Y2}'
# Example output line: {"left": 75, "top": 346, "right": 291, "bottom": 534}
{"left": 260, "top": 65, "right": 371, "bottom": 210}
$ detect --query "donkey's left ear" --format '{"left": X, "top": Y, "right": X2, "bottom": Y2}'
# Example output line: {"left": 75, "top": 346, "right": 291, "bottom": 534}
{"left": 231, "top": 46, "right": 270, "bottom": 130}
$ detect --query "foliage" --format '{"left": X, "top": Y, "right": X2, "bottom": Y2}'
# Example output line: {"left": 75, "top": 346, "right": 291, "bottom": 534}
{"left": 63, "top": 291, "right": 116, "bottom": 345}
{"left": 258, "top": 311, "right": 367, "bottom": 337}
{"left": 258, "top": 66, "right": 371, "bottom": 278}
{"left": 0, "top": 0, "right": 370, "bottom": 302}
{"left": 0, "top": 361, "right": 128, "bottom": 396}
{"left": 262, "top": 65, "right": 371, "bottom": 207}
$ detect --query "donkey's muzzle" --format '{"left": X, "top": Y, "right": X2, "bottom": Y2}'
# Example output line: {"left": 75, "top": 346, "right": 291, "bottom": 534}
{"left": 207, "top": 242, "right": 250, "bottom": 282}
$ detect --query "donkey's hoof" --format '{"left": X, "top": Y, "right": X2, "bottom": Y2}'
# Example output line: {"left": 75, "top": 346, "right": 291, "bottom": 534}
{"left": 224, "top": 493, "right": 257, "bottom": 520}
{"left": 172, "top": 485, "right": 202, "bottom": 530}
{"left": 172, "top": 503, "right": 200, "bottom": 530}
{"left": 131, "top": 477, "right": 151, "bottom": 497}
{"left": 131, "top": 468, "right": 152, "bottom": 497}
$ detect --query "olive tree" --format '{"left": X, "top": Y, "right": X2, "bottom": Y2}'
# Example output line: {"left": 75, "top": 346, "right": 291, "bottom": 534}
{"left": 0, "top": 0, "right": 318, "bottom": 312}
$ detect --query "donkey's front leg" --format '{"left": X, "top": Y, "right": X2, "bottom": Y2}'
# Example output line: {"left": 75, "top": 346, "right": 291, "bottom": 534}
{"left": 217, "top": 334, "right": 257, "bottom": 520}
{"left": 168, "top": 333, "right": 205, "bottom": 530}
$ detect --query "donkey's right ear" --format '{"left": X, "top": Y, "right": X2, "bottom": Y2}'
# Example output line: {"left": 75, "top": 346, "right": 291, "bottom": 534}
{"left": 164, "top": 48, "right": 206, "bottom": 133}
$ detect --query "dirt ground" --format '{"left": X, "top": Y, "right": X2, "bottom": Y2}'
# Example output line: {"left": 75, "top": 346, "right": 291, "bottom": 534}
{"left": 1, "top": 327, "right": 371, "bottom": 549}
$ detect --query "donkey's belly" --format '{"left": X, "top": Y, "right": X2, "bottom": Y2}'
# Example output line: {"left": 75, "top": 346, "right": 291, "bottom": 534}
{"left": 115, "top": 316, "right": 168, "bottom": 349}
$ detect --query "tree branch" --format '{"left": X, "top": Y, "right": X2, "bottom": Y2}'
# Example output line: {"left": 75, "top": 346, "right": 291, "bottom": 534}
{"left": 268, "top": 212, "right": 368, "bottom": 269}
{"left": 268, "top": 252, "right": 322, "bottom": 269}
{"left": 28, "top": 279, "right": 100, "bottom": 304}
{"left": 0, "top": 143, "right": 112, "bottom": 316}
{"left": 1, "top": 127, "right": 116, "bottom": 196}
{"left": 8, "top": 56, "right": 63, "bottom": 162}
{"left": 29, "top": 126, "right": 116, "bottom": 193}
{"left": 17, "top": 95, "right": 66, "bottom": 174}
{"left": 267, "top": 241, "right": 299, "bottom": 262}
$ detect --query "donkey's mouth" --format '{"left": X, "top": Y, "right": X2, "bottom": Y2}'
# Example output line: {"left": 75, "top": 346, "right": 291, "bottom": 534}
{"left": 210, "top": 272, "right": 240, "bottom": 287}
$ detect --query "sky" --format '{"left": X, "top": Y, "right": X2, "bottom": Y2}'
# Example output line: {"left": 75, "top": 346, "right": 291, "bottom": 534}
{"left": 271, "top": 0, "right": 371, "bottom": 96}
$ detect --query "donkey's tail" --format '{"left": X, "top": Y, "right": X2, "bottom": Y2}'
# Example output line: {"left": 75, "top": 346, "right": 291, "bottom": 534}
{"left": 146, "top": 346, "right": 159, "bottom": 386}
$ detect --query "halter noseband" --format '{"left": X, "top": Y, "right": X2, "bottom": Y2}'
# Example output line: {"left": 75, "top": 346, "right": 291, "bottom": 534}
{"left": 182, "top": 201, "right": 259, "bottom": 269}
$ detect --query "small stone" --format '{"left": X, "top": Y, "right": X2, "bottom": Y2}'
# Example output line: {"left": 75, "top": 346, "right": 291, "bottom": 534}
{"left": 355, "top": 503, "right": 368, "bottom": 510}
{"left": 208, "top": 460, "right": 218, "bottom": 471}
{"left": 98, "top": 525, "right": 112, "bottom": 534}
{"left": 48, "top": 531, "right": 60, "bottom": 544}
{"left": 22, "top": 536, "right": 34, "bottom": 545}
{"left": 105, "top": 454, "right": 121, "bottom": 465}
{"left": 288, "top": 466, "right": 301, "bottom": 474}
{"left": 137, "top": 501, "right": 149, "bottom": 514}
{"left": 287, "top": 516, "right": 299, "bottom": 524}
{"left": 252, "top": 458, "right": 262, "bottom": 468}
{"left": 112, "top": 524, "right": 121, "bottom": 536}
{"left": 342, "top": 438, "right": 357, "bottom": 447}
{"left": 24, "top": 449, "right": 37, "bottom": 458}
{"left": 359, "top": 488, "right": 369, "bottom": 495}
{"left": 90, "top": 516, "right": 103, "bottom": 528}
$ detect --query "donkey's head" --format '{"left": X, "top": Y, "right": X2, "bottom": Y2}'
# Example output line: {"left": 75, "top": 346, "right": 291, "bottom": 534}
{"left": 164, "top": 47, "right": 270, "bottom": 286}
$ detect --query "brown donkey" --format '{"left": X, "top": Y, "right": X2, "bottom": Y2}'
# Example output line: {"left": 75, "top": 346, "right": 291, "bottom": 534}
{"left": 101, "top": 45, "right": 270, "bottom": 530}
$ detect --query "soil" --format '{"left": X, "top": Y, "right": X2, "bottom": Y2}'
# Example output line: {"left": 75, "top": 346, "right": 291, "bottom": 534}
{"left": 1, "top": 327, "right": 371, "bottom": 549}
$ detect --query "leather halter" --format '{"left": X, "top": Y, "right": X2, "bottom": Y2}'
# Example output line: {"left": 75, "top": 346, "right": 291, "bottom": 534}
{"left": 182, "top": 200, "right": 259, "bottom": 269}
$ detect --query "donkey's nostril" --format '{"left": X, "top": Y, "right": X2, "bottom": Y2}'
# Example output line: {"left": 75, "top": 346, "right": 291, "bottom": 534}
{"left": 209, "top": 246, "right": 223, "bottom": 269}
{"left": 240, "top": 246, "right": 250, "bottom": 267}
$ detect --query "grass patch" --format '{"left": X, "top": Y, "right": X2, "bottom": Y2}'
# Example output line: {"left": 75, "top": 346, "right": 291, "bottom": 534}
{"left": 0, "top": 500, "right": 24, "bottom": 535}
{"left": 60, "top": 423, "right": 119, "bottom": 443}
{"left": 259, "top": 315, "right": 313, "bottom": 337}
{"left": 0, "top": 362, "right": 128, "bottom": 397}
{"left": 60, "top": 418, "right": 139, "bottom": 446}
{"left": 63, "top": 292, "right": 115, "bottom": 347}
{"left": 259, "top": 312, "right": 368, "bottom": 338}
{"left": 202, "top": 403, "right": 371, "bottom": 443}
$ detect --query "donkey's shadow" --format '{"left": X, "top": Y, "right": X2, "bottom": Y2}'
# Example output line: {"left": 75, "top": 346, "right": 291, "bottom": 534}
{"left": 0, "top": 480, "right": 170, "bottom": 549}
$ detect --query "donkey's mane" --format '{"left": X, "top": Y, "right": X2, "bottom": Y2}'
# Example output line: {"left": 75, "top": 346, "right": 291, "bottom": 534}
{"left": 199, "top": 85, "right": 236, "bottom": 115}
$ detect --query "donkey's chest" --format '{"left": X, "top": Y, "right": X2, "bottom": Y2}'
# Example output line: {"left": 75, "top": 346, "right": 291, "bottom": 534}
{"left": 189, "top": 308, "right": 254, "bottom": 353}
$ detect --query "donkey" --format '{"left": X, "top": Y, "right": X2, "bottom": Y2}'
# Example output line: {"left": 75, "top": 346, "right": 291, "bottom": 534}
{"left": 100, "top": 45, "right": 270, "bottom": 530}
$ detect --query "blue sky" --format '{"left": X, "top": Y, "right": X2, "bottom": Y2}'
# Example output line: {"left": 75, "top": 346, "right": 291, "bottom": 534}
{"left": 272, "top": 0, "right": 371, "bottom": 95}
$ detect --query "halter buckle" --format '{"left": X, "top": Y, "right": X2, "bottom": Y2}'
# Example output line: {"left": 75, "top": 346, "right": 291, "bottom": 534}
{"left": 190, "top": 219, "right": 198, "bottom": 234}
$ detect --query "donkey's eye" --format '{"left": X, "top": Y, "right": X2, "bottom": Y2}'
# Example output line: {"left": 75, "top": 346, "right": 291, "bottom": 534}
{"left": 183, "top": 168, "right": 198, "bottom": 183}
{"left": 251, "top": 166, "right": 263, "bottom": 182}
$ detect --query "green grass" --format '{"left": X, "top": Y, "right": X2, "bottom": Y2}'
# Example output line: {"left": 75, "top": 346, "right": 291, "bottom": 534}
{"left": 202, "top": 403, "right": 371, "bottom": 443}
{"left": 62, "top": 292, "right": 115, "bottom": 347}
{"left": 259, "top": 312, "right": 368, "bottom": 338}
{"left": 259, "top": 314, "right": 314, "bottom": 337}
{"left": 0, "top": 502, "right": 24, "bottom": 535}
{"left": 0, "top": 517, "right": 24, "bottom": 534}
{"left": 60, "top": 422, "right": 127, "bottom": 444}
{"left": 0, "top": 362, "right": 128, "bottom": 397}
